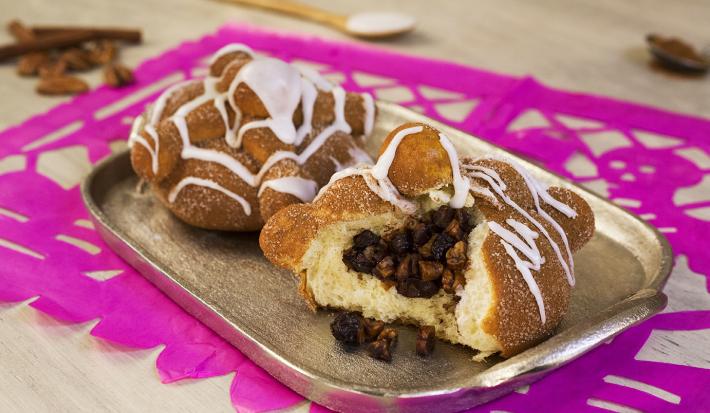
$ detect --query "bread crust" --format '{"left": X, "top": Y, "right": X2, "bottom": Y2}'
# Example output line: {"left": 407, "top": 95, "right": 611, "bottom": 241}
{"left": 260, "top": 123, "right": 595, "bottom": 356}
{"left": 130, "top": 46, "right": 375, "bottom": 231}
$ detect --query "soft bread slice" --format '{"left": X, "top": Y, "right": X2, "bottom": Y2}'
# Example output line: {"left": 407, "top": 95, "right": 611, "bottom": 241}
{"left": 260, "top": 123, "right": 594, "bottom": 357}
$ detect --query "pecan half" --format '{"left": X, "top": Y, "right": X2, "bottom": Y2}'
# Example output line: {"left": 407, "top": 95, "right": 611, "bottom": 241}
{"left": 61, "top": 48, "right": 94, "bottom": 71}
{"left": 103, "top": 62, "right": 134, "bottom": 88}
{"left": 36, "top": 74, "right": 89, "bottom": 95}
{"left": 88, "top": 40, "right": 117, "bottom": 65}
{"left": 17, "top": 52, "right": 50, "bottom": 76}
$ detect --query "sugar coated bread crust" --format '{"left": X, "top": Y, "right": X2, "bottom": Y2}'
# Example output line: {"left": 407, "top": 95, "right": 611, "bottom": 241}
{"left": 260, "top": 122, "right": 595, "bottom": 357}
{"left": 129, "top": 44, "right": 376, "bottom": 231}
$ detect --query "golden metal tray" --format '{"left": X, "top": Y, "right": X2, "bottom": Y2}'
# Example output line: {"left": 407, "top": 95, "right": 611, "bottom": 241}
{"left": 81, "top": 102, "right": 672, "bottom": 413}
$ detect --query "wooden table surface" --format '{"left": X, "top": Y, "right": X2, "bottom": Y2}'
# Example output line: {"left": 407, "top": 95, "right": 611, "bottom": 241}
{"left": 0, "top": 0, "right": 708, "bottom": 411}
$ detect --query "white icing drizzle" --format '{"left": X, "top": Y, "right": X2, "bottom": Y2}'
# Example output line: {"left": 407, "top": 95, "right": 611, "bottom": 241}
{"left": 297, "top": 65, "right": 333, "bottom": 92}
{"left": 486, "top": 156, "right": 576, "bottom": 286}
{"left": 473, "top": 161, "right": 577, "bottom": 323}
{"left": 362, "top": 93, "right": 375, "bottom": 136}
{"left": 213, "top": 94, "right": 241, "bottom": 147}
{"left": 372, "top": 125, "right": 423, "bottom": 179}
{"left": 130, "top": 44, "right": 374, "bottom": 213}
{"left": 466, "top": 164, "right": 507, "bottom": 191}
{"left": 371, "top": 125, "right": 470, "bottom": 209}
{"left": 314, "top": 165, "right": 417, "bottom": 214}
{"left": 128, "top": 115, "right": 161, "bottom": 174}
{"left": 295, "top": 78, "right": 317, "bottom": 145}
{"left": 468, "top": 184, "right": 499, "bottom": 207}
{"left": 231, "top": 57, "right": 302, "bottom": 145}
{"left": 258, "top": 177, "right": 319, "bottom": 202}
{"left": 128, "top": 80, "right": 194, "bottom": 174}
{"left": 437, "top": 133, "right": 470, "bottom": 208}
{"left": 347, "top": 146, "right": 374, "bottom": 165}
{"left": 208, "top": 43, "right": 254, "bottom": 65}
{"left": 489, "top": 221, "right": 547, "bottom": 324}
{"left": 168, "top": 176, "right": 252, "bottom": 215}
{"left": 150, "top": 80, "right": 196, "bottom": 125}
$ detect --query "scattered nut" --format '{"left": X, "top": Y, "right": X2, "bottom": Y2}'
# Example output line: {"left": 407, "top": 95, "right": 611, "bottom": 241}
{"left": 445, "top": 240, "right": 468, "bottom": 270}
{"left": 416, "top": 326, "right": 436, "bottom": 357}
{"left": 343, "top": 205, "right": 476, "bottom": 298}
{"left": 36, "top": 74, "right": 89, "bottom": 95}
{"left": 38, "top": 59, "right": 68, "bottom": 79}
{"left": 366, "top": 338, "right": 392, "bottom": 362}
{"left": 363, "top": 318, "right": 385, "bottom": 342}
{"left": 103, "top": 62, "right": 134, "bottom": 88}
{"left": 60, "top": 48, "right": 94, "bottom": 71}
{"left": 377, "top": 327, "right": 398, "bottom": 347}
{"left": 17, "top": 52, "right": 49, "bottom": 76}
{"left": 88, "top": 40, "right": 117, "bottom": 65}
{"left": 373, "top": 256, "right": 395, "bottom": 279}
{"left": 418, "top": 260, "right": 444, "bottom": 281}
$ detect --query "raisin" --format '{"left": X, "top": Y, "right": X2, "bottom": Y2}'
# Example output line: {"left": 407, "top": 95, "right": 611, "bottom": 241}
{"left": 373, "top": 256, "right": 395, "bottom": 279}
{"left": 416, "top": 326, "right": 436, "bottom": 357}
{"left": 456, "top": 209, "right": 475, "bottom": 232}
{"left": 363, "top": 319, "right": 385, "bottom": 342}
{"left": 395, "top": 254, "right": 419, "bottom": 280}
{"left": 366, "top": 338, "right": 392, "bottom": 362}
{"left": 389, "top": 230, "right": 413, "bottom": 255}
{"left": 342, "top": 248, "right": 376, "bottom": 273}
{"left": 419, "top": 260, "right": 444, "bottom": 281}
{"left": 330, "top": 312, "right": 365, "bottom": 345}
{"left": 445, "top": 241, "right": 468, "bottom": 270}
{"left": 432, "top": 233, "right": 456, "bottom": 261}
{"left": 396, "top": 278, "right": 439, "bottom": 298}
{"left": 363, "top": 244, "right": 386, "bottom": 265}
{"left": 412, "top": 222, "right": 432, "bottom": 247}
{"left": 353, "top": 230, "right": 380, "bottom": 249}
{"left": 432, "top": 205, "right": 455, "bottom": 229}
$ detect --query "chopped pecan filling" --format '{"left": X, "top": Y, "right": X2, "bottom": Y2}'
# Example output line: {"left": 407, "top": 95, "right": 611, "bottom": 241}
{"left": 330, "top": 311, "right": 399, "bottom": 362}
{"left": 416, "top": 325, "right": 436, "bottom": 357}
{"left": 342, "top": 205, "right": 476, "bottom": 298}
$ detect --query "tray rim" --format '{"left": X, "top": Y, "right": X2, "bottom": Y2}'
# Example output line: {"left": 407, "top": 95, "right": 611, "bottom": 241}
{"left": 81, "top": 102, "right": 673, "bottom": 412}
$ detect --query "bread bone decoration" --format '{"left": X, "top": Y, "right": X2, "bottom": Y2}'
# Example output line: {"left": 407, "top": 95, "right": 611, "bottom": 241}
{"left": 129, "top": 44, "right": 375, "bottom": 230}
{"left": 260, "top": 122, "right": 595, "bottom": 357}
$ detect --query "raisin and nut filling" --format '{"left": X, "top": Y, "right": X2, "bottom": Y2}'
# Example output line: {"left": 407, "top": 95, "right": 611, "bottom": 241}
{"left": 342, "top": 205, "right": 476, "bottom": 298}
{"left": 330, "top": 311, "right": 398, "bottom": 362}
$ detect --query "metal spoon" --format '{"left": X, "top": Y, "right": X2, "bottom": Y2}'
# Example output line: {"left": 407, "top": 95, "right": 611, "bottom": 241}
{"left": 646, "top": 34, "right": 710, "bottom": 73}
{"left": 218, "top": 0, "right": 416, "bottom": 39}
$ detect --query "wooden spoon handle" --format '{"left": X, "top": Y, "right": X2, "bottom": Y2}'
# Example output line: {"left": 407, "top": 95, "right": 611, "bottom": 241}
{"left": 219, "top": 0, "right": 346, "bottom": 27}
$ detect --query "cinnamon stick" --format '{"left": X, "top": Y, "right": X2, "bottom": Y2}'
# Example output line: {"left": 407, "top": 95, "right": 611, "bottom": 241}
{"left": 0, "top": 30, "right": 97, "bottom": 61}
{"left": 32, "top": 26, "right": 142, "bottom": 43}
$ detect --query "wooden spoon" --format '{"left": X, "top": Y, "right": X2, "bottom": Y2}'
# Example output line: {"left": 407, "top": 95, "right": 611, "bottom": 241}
{"left": 218, "top": 0, "right": 416, "bottom": 39}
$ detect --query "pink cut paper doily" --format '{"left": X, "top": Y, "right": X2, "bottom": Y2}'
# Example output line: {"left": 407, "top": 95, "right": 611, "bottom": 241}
{"left": 1, "top": 24, "right": 709, "bottom": 412}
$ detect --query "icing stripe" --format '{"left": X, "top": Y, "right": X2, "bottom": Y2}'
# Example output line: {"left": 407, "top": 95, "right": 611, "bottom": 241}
{"left": 168, "top": 177, "right": 251, "bottom": 215}
{"left": 372, "top": 125, "right": 423, "bottom": 180}
{"left": 208, "top": 43, "right": 254, "bottom": 65}
{"left": 315, "top": 165, "right": 417, "bottom": 214}
{"left": 362, "top": 93, "right": 375, "bottom": 136}
{"left": 438, "top": 133, "right": 470, "bottom": 208}
{"left": 492, "top": 157, "right": 576, "bottom": 285}
{"left": 258, "top": 177, "right": 319, "bottom": 202}
{"left": 132, "top": 43, "right": 374, "bottom": 212}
